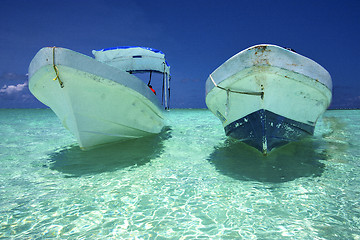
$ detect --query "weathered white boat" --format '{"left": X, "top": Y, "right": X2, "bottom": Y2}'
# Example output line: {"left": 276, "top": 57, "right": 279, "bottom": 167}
{"left": 205, "top": 44, "right": 332, "bottom": 154}
{"left": 29, "top": 46, "right": 171, "bottom": 149}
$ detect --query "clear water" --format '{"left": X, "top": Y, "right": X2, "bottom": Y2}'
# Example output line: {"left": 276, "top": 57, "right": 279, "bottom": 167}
{"left": 0, "top": 109, "right": 359, "bottom": 239}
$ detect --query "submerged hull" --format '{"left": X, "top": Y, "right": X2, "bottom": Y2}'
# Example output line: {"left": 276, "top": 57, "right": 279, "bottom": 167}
{"left": 205, "top": 44, "right": 332, "bottom": 154}
{"left": 29, "top": 47, "right": 165, "bottom": 149}
{"left": 224, "top": 109, "right": 315, "bottom": 153}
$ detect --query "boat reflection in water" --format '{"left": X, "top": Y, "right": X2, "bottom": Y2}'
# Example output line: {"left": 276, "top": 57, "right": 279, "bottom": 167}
{"left": 48, "top": 127, "right": 171, "bottom": 177}
{"left": 207, "top": 138, "right": 326, "bottom": 183}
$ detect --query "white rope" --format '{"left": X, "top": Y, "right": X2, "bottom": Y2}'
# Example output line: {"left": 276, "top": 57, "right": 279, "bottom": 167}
{"left": 209, "top": 74, "right": 264, "bottom": 98}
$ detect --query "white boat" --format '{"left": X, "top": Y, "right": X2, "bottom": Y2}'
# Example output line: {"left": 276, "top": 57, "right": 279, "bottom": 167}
{"left": 29, "top": 46, "right": 171, "bottom": 149}
{"left": 205, "top": 44, "right": 332, "bottom": 154}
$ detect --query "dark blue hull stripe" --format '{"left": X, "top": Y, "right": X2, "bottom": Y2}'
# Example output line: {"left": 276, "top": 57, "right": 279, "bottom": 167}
{"left": 224, "top": 109, "right": 314, "bottom": 153}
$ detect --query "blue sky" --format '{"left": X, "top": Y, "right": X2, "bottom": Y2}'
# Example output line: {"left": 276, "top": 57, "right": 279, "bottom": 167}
{"left": 0, "top": 0, "right": 359, "bottom": 109}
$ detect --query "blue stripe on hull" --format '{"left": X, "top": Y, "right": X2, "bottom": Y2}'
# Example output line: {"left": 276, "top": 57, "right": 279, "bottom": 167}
{"left": 224, "top": 110, "right": 314, "bottom": 154}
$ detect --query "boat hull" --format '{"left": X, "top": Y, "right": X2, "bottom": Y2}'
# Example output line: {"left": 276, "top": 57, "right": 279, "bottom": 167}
{"left": 205, "top": 44, "right": 332, "bottom": 154}
{"left": 225, "top": 109, "right": 314, "bottom": 153}
{"left": 29, "top": 47, "right": 165, "bottom": 149}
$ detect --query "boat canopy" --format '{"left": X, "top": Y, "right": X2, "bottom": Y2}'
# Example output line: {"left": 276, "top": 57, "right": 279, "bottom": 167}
{"left": 92, "top": 46, "right": 170, "bottom": 75}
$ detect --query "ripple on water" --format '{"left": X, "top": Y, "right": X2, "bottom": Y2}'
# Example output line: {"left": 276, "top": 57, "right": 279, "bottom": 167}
{"left": 0, "top": 109, "right": 360, "bottom": 239}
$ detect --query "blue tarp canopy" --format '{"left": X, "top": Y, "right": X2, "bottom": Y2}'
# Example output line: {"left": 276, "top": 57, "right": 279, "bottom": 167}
{"left": 94, "top": 46, "right": 169, "bottom": 67}
{"left": 95, "top": 46, "right": 165, "bottom": 55}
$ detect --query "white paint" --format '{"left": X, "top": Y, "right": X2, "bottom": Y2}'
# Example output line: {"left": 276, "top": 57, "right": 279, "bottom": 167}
{"left": 29, "top": 47, "right": 166, "bottom": 149}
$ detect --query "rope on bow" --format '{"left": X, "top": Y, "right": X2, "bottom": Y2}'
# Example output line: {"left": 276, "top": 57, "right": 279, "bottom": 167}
{"left": 52, "top": 47, "right": 64, "bottom": 88}
{"left": 209, "top": 74, "right": 263, "bottom": 99}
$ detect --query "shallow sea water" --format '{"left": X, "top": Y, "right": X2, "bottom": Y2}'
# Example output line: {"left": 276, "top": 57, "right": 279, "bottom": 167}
{"left": 0, "top": 109, "right": 359, "bottom": 239}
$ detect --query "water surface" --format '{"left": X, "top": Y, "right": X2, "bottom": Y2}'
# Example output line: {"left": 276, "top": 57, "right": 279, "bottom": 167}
{"left": 0, "top": 109, "right": 359, "bottom": 239}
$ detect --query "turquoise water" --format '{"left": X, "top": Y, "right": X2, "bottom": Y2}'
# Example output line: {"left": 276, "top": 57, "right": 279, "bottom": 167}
{"left": 0, "top": 109, "right": 359, "bottom": 239}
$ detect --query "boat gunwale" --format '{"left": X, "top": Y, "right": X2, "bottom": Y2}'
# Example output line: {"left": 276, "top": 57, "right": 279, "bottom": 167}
{"left": 205, "top": 44, "right": 332, "bottom": 97}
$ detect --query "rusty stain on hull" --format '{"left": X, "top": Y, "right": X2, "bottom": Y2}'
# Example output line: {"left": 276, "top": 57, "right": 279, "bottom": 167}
{"left": 252, "top": 45, "right": 271, "bottom": 65}
{"left": 251, "top": 45, "right": 271, "bottom": 54}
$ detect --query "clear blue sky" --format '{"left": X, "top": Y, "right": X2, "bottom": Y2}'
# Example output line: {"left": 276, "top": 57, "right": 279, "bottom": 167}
{"left": 1, "top": 0, "right": 359, "bottom": 109}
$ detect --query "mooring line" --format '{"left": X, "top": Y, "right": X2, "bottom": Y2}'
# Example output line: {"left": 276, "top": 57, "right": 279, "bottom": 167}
{"left": 52, "top": 47, "right": 64, "bottom": 88}
{"left": 209, "top": 74, "right": 263, "bottom": 98}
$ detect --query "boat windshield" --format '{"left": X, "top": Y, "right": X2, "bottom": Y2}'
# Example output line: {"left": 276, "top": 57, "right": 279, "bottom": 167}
{"left": 92, "top": 47, "right": 171, "bottom": 109}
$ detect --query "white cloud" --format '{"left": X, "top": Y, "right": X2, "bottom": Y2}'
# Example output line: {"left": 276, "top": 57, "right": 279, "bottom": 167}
{"left": 0, "top": 81, "right": 28, "bottom": 95}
